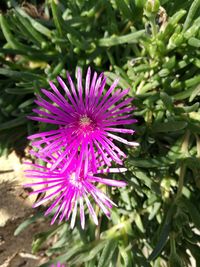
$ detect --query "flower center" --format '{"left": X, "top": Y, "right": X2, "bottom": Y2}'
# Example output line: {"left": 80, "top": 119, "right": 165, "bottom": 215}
{"left": 69, "top": 172, "right": 81, "bottom": 188}
{"left": 78, "top": 115, "right": 96, "bottom": 136}
{"left": 79, "top": 115, "right": 92, "bottom": 127}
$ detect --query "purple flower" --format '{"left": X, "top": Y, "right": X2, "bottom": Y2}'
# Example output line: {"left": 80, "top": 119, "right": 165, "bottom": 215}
{"left": 24, "top": 152, "right": 126, "bottom": 229}
{"left": 28, "top": 67, "right": 137, "bottom": 171}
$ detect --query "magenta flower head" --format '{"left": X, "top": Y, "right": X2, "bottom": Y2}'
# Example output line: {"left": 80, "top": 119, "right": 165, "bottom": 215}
{"left": 24, "top": 151, "right": 126, "bottom": 229}
{"left": 28, "top": 67, "right": 138, "bottom": 171}
{"left": 51, "top": 263, "right": 65, "bottom": 267}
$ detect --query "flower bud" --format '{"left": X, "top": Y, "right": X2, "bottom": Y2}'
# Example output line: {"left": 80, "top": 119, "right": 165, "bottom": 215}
{"left": 135, "top": 0, "right": 147, "bottom": 8}
{"left": 145, "top": 0, "right": 160, "bottom": 14}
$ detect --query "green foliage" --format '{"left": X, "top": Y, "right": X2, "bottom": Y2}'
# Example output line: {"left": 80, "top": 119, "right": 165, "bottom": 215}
{"left": 1, "top": 0, "right": 200, "bottom": 266}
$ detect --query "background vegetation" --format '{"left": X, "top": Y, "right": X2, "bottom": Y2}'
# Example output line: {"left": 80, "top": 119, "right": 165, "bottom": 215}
{"left": 0, "top": 0, "right": 200, "bottom": 266}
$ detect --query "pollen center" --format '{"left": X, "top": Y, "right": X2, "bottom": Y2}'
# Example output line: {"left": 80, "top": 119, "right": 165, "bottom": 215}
{"left": 69, "top": 172, "right": 81, "bottom": 188}
{"left": 79, "top": 115, "right": 92, "bottom": 127}
{"left": 78, "top": 114, "right": 96, "bottom": 134}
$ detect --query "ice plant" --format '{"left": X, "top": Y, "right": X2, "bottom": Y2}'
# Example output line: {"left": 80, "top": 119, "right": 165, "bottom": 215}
{"left": 28, "top": 67, "right": 137, "bottom": 171}
{"left": 24, "top": 151, "right": 126, "bottom": 229}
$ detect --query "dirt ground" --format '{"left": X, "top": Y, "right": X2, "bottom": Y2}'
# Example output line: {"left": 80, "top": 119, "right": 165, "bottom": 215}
{"left": 0, "top": 152, "right": 48, "bottom": 267}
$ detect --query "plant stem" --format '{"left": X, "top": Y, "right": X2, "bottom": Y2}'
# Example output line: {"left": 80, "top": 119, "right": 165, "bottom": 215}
{"left": 175, "top": 164, "right": 185, "bottom": 200}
